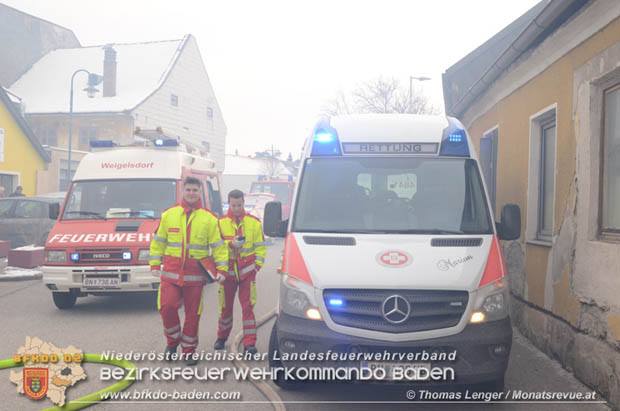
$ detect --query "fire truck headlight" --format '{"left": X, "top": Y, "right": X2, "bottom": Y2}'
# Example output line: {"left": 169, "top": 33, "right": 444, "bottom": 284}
{"left": 138, "top": 249, "right": 150, "bottom": 261}
{"left": 45, "top": 251, "right": 67, "bottom": 263}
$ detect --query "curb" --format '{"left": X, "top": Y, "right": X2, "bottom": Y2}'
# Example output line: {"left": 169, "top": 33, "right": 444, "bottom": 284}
{"left": 0, "top": 271, "right": 42, "bottom": 282}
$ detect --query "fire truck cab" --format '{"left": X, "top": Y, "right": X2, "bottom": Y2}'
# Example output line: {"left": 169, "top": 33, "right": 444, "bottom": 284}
{"left": 42, "top": 140, "right": 222, "bottom": 309}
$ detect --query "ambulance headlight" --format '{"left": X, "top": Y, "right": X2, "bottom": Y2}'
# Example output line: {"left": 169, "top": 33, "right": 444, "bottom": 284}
{"left": 470, "top": 278, "right": 509, "bottom": 323}
{"left": 280, "top": 274, "right": 321, "bottom": 320}
{"left": 45, "top": 250, "right": 67, "bottom": 263}
{"left": 138, "top": 249, "right": 150, "bottom": 262}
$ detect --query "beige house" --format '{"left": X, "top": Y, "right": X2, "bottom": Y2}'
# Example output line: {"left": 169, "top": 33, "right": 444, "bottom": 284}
{"left": 443, "top": 0, "right": 620, "bottom": 406}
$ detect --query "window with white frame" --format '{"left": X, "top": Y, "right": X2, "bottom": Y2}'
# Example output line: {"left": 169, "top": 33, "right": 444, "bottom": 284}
{"left": 602, "top": 84, "right": 620, "bottom": 234}
{"left": 526, "top": 106, "right": 556, "bottom": 244}
{"left": 538, "top": 120, "right": 556, "bottom": 240}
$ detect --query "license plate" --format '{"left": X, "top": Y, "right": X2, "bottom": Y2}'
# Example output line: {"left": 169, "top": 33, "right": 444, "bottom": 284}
{"left": 83, "top": 277, "right": 120, "bottom": 288}
{"left": 360, "top": 361, "right": 431, "bottom": 381}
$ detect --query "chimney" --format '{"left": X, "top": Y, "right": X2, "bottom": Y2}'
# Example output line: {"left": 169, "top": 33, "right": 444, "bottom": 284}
{"left": 103, "top": 45, "right": 117, "bottom": 97}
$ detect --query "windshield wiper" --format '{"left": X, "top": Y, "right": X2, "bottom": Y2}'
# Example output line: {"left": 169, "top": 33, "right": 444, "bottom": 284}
{"left": 107, "top": 211, "right": 155, "bottom": 219}
{"left": 63, "top": 211, "right": 104, "bottom": 219}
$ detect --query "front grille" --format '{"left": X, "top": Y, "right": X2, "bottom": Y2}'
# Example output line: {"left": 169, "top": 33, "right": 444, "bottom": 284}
{"left": 303, "top": 236, "right": 356, "bottom": 246}
{"left": 431, "top": 238, "right": 483, "bottom": 247}
{"left": 74, "top": 248, "right": 127, "bottom": 264}
{"left": 323, "top": 289, "right": 468, "bottom": 333}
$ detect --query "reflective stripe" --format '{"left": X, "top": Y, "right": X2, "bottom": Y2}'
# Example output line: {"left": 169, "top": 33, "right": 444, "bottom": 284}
{"left": 216, "top": 264, "right": 228, "bottom": 271}
{"left": 162, "top": 271, "right": 179, "bottom": 280}
{"left": 218, "top": 323, "right": 233, "bottom": 330}
{"left": 153, "top": 235, "right": 166, "bottom": 242}
{"left": 168, "top": 331, "right": 181, "bottom": 339}
{"left": 254, "top": 242, "right": 266, "bottom": 247}
{"left": 219, "top": 317, "right": 233, "bottom": 324}
{"left": 239, "top": 264, "right": 256, "bottom": 275}
{"left": 150, "top": 255, "right": 162, "bottom": 262}
{"left": 243, "top": 320, "right": 256, "bottom": 326}
{"left": 255, "top": 256, "right": 265, "bottom": 263}
{"left": 165, "top": 324, "right": 181, "bottom": 333}
{"left": 228, "top": 271, "right": 236, "bottom": 276}
{"left": 184, "top": 275, "right": 206, "bottom": 282}
{"left": 243, "top": 328, "right": 257, "bottom": 335}
{"left": 167, "top": 241, "right": 182, "bottom": 247}
{"left": 210, "top": 240, "right": 225, "bottom": 247}
{"left": 187, "top": 243, "right": 209, "bottom": 250}
{"left": 182, "top": 334, "right": 198, "bottom": 342}
{"left": 180, "top": 342, "right": 198, "bottom": 348}
{"left": 241, "top": 246, "right": 255, "bottom": 253}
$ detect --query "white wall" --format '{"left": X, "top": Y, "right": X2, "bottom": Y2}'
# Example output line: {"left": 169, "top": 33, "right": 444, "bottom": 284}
{"left": 132, "top": 35, "right": 227, "bottom": 172}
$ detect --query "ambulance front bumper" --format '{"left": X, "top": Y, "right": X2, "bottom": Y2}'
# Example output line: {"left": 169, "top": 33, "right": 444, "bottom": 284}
{"left": 42, "top": 265, "right": 160, "bottom": 293}
{"left": 274, "top": 312, "right": 512, "bottom": 385}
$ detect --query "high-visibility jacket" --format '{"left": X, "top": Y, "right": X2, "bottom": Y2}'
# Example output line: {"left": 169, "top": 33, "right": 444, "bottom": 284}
{"left": 150, "top": 205, "right": 228, "bottom": 286}
{"left": 218, "top": 210, "right": 267, "bottom": 278}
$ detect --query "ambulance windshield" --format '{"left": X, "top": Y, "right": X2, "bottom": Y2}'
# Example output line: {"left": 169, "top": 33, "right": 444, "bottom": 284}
{"left": 61, "top": 179, "right": 178, "bottom": 220}
{"left": 293, "top": 157, "right": 493, "bottom": 234}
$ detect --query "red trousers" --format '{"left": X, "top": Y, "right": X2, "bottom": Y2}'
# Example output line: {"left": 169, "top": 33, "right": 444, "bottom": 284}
{"left": 158, "top": 281, "right": 204, "bottom": 354}
{"left": 217, "top": 271, "right": 257, "bottom": 346}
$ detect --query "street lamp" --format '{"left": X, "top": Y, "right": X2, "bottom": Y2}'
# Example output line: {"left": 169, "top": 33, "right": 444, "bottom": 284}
{"left": 409, "top": 76, "right": 431, "bottom": 113}
{"left": 67, "top": 70, "right": 103, "bottom": 189}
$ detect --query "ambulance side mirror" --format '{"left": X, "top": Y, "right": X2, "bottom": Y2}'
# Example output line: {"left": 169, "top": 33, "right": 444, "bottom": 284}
{"left": 264, "top": 201, "right": 287, "bottom": 238}
{"left": 498, "top": 203, "right": 521, "bottom": 241}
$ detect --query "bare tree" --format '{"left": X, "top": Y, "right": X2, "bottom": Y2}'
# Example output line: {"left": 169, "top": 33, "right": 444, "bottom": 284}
{"left": 321, "top": 76, "right": 440, "bottom": 116}
{"left": 256, "top": 147, "right": 284, "bottom": 179}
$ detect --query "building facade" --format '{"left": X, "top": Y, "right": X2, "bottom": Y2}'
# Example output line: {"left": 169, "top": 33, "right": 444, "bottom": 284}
{"left": 9, "top": 34, "right": 227, "bottom": 193}
{"left": 0, "top": 87, "right": 49, "bottom": 196}
{"left": 443, "top": 0, "right": 620, "bottom": 406}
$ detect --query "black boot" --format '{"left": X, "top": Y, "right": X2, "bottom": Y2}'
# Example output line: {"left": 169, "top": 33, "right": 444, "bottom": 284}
{"left": 244, "top": 345, "right": 257, "bottom": 355}
{"left": 164, "top": 345, "right": 178, "bottom": 362}
{"left": 185, "top": 353, "right": 198, "bottom": 366}
{"left": 214, "top": 338, "right": 227, "bottom": 350}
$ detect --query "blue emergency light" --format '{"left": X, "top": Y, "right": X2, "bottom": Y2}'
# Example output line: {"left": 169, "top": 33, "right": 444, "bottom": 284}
{"left": 122, "top": 252, "right": 132, "bottom": 261}
{"left": 90, "top": 140, "right": 117, "bottom": 148}
{"left": 154, "top": 139, "right": 179, "bottom": 147}
{"left": 439, "top": 119, "right": 470, "bottom": 157}
{"left": 311, "top": 122, "right": 342, "bottom": 156}
{"left": 70, "top": 253, "right": 80, "bottom": 262}
{"left": 328, "top": 298, "right": 344, "bottom": 307}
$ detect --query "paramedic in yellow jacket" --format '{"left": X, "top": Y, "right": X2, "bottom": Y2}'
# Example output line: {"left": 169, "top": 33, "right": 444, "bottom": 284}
{"left": 215, "top": 189, "right": 267, "bottom": 354}
{"left": 150, "top": 177, "right": 228, "bottom": 365}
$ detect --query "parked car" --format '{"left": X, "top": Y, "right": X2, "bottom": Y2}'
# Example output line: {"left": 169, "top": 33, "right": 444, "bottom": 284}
{"left": 0, "top": 197, "right": 61, "bottom": 248}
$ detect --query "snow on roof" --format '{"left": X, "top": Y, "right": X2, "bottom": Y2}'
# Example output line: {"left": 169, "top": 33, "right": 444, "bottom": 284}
{"left": 224, "top": 154, "right": 293, "bottom": 177}
{"left": 2, "top": 87, "right": 22, "bottom": 104}
{"left": 9, "top": 38, "right": 185, "bottom": 114}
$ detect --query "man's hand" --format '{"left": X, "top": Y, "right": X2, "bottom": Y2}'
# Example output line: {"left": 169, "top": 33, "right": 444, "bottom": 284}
{"left": 152, "top": 270, "right": 161, "bottom": 278}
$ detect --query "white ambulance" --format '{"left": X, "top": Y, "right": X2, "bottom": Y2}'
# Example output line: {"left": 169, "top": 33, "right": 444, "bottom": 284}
{"left": 264, "top": 114, "right": 521, "bottom": 390}
{"left": 42, "top": 140, "right": 222, "bottom": 309}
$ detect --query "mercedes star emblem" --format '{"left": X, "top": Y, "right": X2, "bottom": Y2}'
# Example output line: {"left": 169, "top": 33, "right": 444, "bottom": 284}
{"left": 381, "top": 295, "right": 411, "bottom": 324}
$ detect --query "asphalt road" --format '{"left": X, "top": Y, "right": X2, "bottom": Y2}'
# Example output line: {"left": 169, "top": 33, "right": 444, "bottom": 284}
{"left": 0, "top": 240, "right": 611, "bottom": 410}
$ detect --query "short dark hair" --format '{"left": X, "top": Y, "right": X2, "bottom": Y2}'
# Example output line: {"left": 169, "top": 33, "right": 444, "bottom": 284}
{"left": 183, "top": 177, "right": 201, "bottom": 187}
{"left": 228, "top": 189, "right": 244, "bottom": 201}
{"left": 16, "top": 186, "right": 23, "bottom": 190}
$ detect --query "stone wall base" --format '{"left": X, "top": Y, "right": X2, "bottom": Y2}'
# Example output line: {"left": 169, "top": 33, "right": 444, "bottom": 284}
{"left": 511, "top": 295, "right": 620, "bottom": 409}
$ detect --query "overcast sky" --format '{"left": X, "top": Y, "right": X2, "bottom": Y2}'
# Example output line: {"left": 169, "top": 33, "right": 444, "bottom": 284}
{"left": 4, "top": 0, "right": 540, "bottom": 159}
